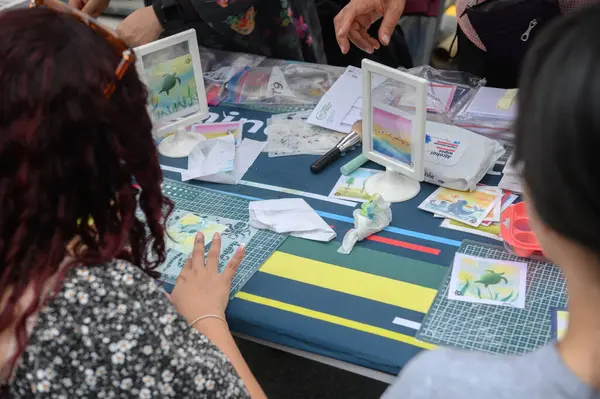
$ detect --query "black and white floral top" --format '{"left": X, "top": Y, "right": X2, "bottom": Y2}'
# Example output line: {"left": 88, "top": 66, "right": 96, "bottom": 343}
{"left": 7, "top": 260, "right": 250, "bottom": 398}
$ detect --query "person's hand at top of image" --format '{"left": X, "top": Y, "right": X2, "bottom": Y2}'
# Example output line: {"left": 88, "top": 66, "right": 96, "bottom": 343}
{"left": 334, "top": 0, "right": 406, "bottom": 55}
{"left": 116, "top": 6, "right": 164, "bottom": 47}
{"left": 68, "top": 0, "right": 109, "bottom": 17}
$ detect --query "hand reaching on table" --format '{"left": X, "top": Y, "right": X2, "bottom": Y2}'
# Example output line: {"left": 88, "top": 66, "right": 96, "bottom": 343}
{"left": 171, "top": 232, "right": 245, "bottom": 323}
{"left": 334, "top": 0, "right": 406, "bottom": 54}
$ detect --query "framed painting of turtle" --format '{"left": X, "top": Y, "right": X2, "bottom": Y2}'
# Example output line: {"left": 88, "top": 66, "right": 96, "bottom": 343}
{"left": 448, "top": 253, "right": 527, "bottom": 309}
{"left": 134, "top": 29, "right": 208, "bottom": 137}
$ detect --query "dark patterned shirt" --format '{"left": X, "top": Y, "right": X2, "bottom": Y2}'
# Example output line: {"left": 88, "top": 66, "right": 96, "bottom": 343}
{"left": 7, "top": 261, "right": 249, "bottom": 398}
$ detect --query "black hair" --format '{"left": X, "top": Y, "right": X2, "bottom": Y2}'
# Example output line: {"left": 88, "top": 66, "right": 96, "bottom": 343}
{"left": 514, "top": 3, "right": 600, "bottom": 252}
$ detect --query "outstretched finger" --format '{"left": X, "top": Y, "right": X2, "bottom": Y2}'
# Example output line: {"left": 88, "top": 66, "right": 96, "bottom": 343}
{"left": 191, "top": 232, "right": 205, "bottom": 269}
{"left": 206, "top": 233, "right": 221, "bottom": 274}
{"left": 223, "top": 245, "right": 246, "bottom": 282}
{"left": 379, "top": 0, "right": 406, "bottom": 45}
{"left": 334, "top": 7, "right": 355, "bottom": 54}
{"left": 349, "top": 29, "right": 375, "bottom": 54}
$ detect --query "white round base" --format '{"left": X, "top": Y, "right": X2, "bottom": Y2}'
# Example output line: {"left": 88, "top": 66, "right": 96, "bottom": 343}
{"left": 364, "top": 170, "right": 421, "bottom": 203}
{"left": 158, "top": 130, "right": 204, "bottom": 158}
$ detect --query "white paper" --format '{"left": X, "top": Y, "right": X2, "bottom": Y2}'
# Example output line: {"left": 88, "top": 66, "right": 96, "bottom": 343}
{"left": 466, "top": 87, "right": 517, "bottom": 121}
{"left": 198, "top": 139, "right": 266, "bottom": 185}
{"left": 181, "top": 135, "right": 235, "bottom": 181}
{"left": 342, "top": 106, "right": 362, "bottom": 126}
{"left": 308, "top": 66, "right": 363, "bottom": 133}
{"left": 249, "top": 198, "right": 336, "bottom": 242}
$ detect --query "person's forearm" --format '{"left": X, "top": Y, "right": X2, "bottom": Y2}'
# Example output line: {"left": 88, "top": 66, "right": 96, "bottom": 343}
{"left": 194, "top": 319, "right": 266, "bottom": 399}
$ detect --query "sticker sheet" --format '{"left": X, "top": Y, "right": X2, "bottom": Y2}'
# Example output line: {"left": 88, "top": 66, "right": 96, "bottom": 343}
{"left": 551, "top": 307, "right": 569, "bottom": 341}
{"left": 419, "top": 186, "right": 503, "bottom": 227}
{"left": 158, "top": 210, "right": 258, "bottom": 284}
{"left": 328, "top": 168, "right": 379, "bottom": 203}
{"left": 448, "top": 253, "right": 527, "bottom": 308}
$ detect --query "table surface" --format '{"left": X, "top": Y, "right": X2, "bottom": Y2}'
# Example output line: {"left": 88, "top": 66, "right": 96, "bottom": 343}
{"left": 158, "top": 105, "right": 504, "bottom": 377}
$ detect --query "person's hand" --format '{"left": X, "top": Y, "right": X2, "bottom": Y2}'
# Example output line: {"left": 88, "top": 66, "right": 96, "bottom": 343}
{"left": 171, "top": 232, "right": 245, "bottom": 323}
{"left": 116, "top": 6, "right": 164, "bottom": 47}
{"left": 334, "top": 0, "right": 406, "bottom": 54}
{"left": 68, "top": 0, "right": 109, "bottom": 17}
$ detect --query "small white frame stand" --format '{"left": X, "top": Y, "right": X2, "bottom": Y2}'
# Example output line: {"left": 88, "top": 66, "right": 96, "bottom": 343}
{"left": 134, "top": 29, "right": 209, "bottom": 158}
{"left": 361, "top": 59, "right": 428, "bottom": 203}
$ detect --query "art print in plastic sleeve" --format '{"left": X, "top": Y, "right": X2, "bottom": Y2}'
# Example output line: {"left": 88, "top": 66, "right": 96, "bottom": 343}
{"left": 448, "top": 253, "right": 527, "bottom": 308}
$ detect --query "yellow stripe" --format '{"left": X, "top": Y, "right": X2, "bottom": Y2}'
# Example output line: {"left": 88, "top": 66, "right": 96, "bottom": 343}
{"left": 235, "top": 292, "right": 436, "bottom": 350}
{"left": 260, "top": 252, "right": 436, "bottom": 314}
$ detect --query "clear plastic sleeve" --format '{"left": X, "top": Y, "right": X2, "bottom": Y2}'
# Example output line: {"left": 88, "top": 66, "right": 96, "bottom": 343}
{"left": 220, "top": 61, "right": 345, "bottom": 112}
{"left": 372, "top": 65, "right": 486, "bottom": 124}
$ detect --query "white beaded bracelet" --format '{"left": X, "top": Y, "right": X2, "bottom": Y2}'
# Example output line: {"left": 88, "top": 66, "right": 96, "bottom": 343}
{"left": 190, "top": 314, "right": 228, "bottom": 328}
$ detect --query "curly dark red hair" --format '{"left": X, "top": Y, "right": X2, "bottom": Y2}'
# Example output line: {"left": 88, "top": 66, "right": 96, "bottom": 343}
{"left": 0, "top": 7, "right": 173, "bottom": 372}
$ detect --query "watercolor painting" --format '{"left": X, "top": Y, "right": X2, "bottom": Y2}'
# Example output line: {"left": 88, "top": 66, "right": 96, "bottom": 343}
{"left": 419, "top": 186, "right": 503, "bottom": 227}
{"left": 142, "top": 41, "right": 200, "bottom": 123}
{"left": 328, "top": 168, "right": 379, "bottom": 202}
{"left": 449, "top": 254, "right": 527, "bottom": 308}
{"left": 166, "top": 211, "right": 228, "bottom": 255}
{"left": 372, "top": 106, "right": 413, "bottom": 167}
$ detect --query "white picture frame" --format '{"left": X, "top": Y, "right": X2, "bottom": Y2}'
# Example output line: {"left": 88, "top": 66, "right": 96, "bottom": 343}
{"left": 134, "top": 29, "right": 208, "bottom": 138}
{"left": 361, "top": 59, "right": 427, "bottom": 182}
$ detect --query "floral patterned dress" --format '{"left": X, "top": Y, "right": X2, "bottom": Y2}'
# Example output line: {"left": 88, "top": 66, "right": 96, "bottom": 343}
{"left": 159, "top": 0, "right": 327, "bottom": 64}
{"left": 6, "top": 261, "right": 249, "bottom": 398}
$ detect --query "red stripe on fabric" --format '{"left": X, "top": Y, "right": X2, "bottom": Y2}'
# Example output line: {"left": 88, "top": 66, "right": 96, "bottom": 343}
{"left": 366, "top": 235, "right": 441, "bottom": 255}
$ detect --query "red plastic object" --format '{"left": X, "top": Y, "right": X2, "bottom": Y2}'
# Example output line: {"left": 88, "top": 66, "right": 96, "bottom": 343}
{"left": 500, "top": 202, "right": 546, "bottom": 259}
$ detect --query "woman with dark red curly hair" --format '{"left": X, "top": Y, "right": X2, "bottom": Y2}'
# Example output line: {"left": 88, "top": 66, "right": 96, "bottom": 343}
{"left": 0, "top": 6, "right": 264, "bottom": 398}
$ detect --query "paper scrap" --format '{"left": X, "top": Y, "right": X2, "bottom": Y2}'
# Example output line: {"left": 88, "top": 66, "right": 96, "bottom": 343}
{"left": 199, "top": 138, "right": 267, "bottom": 185}
{"left": 419, "top": 186, "right": 503, "bottom": 227}
{"left": 249, "top": 198, "right": 336, "bottom": 242}
{"left": 497, "top": 89, "right": 518, "bottom": 110}
{"left": 328, "top": 168, "right": 379, "bottom": 203}
{"left": 551, "top": 307, "right": 569, "bottom": 341}
{"left": 181, "top": 135, "right": 235, "bottom": 181}
{"left": 448, "top": 253, "right": 527, "bottom": 308}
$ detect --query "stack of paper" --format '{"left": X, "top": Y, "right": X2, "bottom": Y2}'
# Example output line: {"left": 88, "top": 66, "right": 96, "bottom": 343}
{"left": 498, "top": 153, "right": 523, "bottom": 193}
{"left": 419, "top": 186, "right": 518, "bottom": 241}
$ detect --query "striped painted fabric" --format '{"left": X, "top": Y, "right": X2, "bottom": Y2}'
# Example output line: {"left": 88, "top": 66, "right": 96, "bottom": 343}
{"left": 456, "top": 0, "right": 600, "bottom": 51}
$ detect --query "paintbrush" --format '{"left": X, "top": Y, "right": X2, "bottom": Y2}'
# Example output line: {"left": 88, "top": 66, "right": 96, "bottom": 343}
{"left": 310, "top": 120, "right": 362, "bottom": 174}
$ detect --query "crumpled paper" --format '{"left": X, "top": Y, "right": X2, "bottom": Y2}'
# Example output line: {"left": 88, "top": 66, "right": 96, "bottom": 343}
{"left": 338, "top": 194, "right": 392, "bottom": 254}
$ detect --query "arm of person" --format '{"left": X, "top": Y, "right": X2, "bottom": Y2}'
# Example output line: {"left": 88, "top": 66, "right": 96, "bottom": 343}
{"left": 170, "top": 232, "right": 266, "bottom": 399}
{"left": 193, "top": 318, "right": 266, "bottom": 399}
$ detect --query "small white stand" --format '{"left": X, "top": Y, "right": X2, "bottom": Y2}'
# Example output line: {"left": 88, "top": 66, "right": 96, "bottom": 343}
{"left": 158, "top": 128, "right": 204, "bottom": 158}
{"left": 364, "top": 170, "right": 421, "bottom": 203}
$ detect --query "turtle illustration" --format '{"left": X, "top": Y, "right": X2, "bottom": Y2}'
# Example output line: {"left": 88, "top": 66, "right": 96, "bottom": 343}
{"left": 475, "top": 269, "right": 508, "bottom": 287}
{"left": 159, "top": 73, "right": 181, "bottom": 95}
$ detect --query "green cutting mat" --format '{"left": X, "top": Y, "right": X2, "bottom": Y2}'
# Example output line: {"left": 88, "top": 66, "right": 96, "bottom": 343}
{"left": 161, "top": 179, "right": 287, "bottom": 297}
{"left": 416, "top": 240, "right": 567, "bottom": 354}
